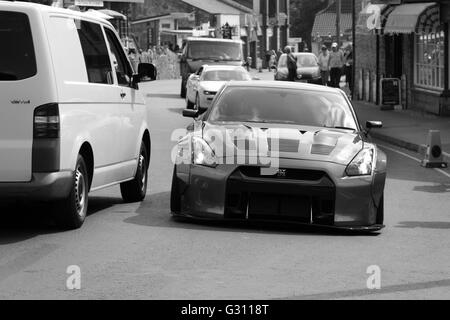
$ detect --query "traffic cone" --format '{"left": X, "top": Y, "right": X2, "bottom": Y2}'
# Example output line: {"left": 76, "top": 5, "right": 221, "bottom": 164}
{"left": 421, "top": 130, "right": 448, "bottom": 168}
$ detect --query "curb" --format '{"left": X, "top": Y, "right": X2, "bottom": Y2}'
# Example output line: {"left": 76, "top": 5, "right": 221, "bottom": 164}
{"left": 370, "top": 131, "right": 450, "bottom": 164}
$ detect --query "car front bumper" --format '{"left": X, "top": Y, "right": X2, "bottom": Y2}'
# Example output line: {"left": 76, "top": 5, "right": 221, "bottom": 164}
{"left": 0, "top": 171, "right": 73, "bottom": 200}
{"left": 175, "top": 159, "right": 386, "bottom": 230}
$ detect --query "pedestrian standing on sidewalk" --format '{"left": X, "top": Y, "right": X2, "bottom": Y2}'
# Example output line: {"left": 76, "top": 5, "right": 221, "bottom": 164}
{"left": 344, "top": 44, "right": 354, "bottom": 97}
{"left": 318, "top": 45, "right": 330, "bottom": 86}
{"left": 285, "top": 46, "right": 297, "bottom": 82}
{"left": 328, "top": 42, "right": 344, "bottom": 88}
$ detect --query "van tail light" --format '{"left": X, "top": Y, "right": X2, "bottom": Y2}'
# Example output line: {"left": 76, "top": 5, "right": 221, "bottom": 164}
{"left": 33, "top": 103, "right": 60, "bottom": 139}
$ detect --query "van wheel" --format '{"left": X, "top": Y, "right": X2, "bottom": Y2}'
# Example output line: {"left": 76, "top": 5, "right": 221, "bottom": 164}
{"left": 170, "top": 166, "right": 181, "bottom": 214}
{"left": 53, "top": 155, "right": 89, "bottom": 230}
{"left": 121, "top": 142, "right": 148, "bottom": 203}
{"left": 180, "top": 79, "right": 187, "bottom": 98}
{"left": 376, "top": 194, "right": 384, "bottom": 225}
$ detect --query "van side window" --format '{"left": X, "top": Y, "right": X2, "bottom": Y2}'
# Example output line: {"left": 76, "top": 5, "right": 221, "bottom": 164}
{"left": 0, "top": 11, "right": 36, "bottom": 81}
{"left": 104, "top": 28, "right": 132, "bottom": 86}
{"left": 76, "top": 20, "right": 112, "bottom": 84}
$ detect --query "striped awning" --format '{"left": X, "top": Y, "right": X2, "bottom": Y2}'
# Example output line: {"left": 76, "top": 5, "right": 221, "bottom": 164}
{"left": 312, "top": 12, "right": 353, "bottom": 37}
{"left": 384, "top": 2, "right": 440, "bottom": 34}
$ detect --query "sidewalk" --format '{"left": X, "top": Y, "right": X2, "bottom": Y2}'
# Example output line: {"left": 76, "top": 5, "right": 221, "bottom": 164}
{"left": 353, "top": 100, "right": 450, "bottom": 163}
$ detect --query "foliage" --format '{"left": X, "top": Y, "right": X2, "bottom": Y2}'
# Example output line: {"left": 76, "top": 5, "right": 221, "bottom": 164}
{"left": 290, "top": 0, "right": 328, "bottom": 48}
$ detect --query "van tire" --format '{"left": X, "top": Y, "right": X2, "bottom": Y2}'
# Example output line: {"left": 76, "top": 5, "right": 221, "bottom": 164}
{"left": 121, "top": 142, "right": 148, "bottom": 203}
{"left": 53, "top": 155, "right": 89, "bottom": 230}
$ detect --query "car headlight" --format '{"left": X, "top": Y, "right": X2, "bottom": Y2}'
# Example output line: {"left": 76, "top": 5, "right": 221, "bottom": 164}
{"left": 192, "top": 137, "right": 218, "bottom": 167}
{"left": 346, "top": 148, "right": 374, "bottom": 176}
{"left": 203, "top": 90, "right": 215, "bottom": 95}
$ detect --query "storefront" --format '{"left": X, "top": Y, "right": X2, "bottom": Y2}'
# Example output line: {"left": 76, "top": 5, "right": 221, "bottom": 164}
{"left": 357, "top": 0, "right": 450, "bottom": 115}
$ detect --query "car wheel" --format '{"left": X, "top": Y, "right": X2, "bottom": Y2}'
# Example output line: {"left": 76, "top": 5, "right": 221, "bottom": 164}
{"left": 170, "top": 165, "right": 181, "bottom": 214}
{"left": 376, "top": 194, "right": 384, "bottom": 225}
{"left": 53, "top": 155, "right": 89, "bottom": 230}
{"left": 120, "top": 142, "right": 149, "bottom": 203}
{"left": 180, "top": 79, "right": 187, "bottom": 98}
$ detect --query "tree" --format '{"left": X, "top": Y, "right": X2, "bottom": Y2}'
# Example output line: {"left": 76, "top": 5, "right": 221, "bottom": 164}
{"left": 290, "top": 0, "right": 328, "bottom": 48}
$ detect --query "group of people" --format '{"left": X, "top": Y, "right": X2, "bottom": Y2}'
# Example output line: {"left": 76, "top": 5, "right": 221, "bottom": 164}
{"left": 317, "top": 43, "right": 353, "bottom": 95}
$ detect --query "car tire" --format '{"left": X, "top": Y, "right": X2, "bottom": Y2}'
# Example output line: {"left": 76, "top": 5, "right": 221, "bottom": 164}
{"left": 180, "top": 79, "right": 187, "bottom": 98}
{"left": 53, "top": 155, "right": 89, "bottom": 230}
{"left": 376, "top": 195, "right": 384, "bottom": 225}
{"left": 120, "top": 142, "right": 149, "bottom": 203}
{"left": 170, "top": 166, "right": 181, "bottom": 214}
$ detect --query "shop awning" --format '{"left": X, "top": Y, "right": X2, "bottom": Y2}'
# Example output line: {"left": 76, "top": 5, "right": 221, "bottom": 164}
{"left": 312, "top": 12, "right": 353, "bottom": 37}
{"left": 384, "top": 2, "right": 440, "bottom": 34}
{"left": 181, "top": 0, "right": 242, "bottom": 15}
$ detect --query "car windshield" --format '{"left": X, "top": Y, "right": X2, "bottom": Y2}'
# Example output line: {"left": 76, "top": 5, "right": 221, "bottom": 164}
{"left": 0, "top": 11, "right": 36, "bottom": 81}
{"left": 202, "top": 69, "right": 250, "bottom": 81}
{"left": 208, "top": 86, "right": 358, "bottom": 130}
{"left": 188, "top": 41, "right": 242, "bottom": 61}
{"left": 297, "top": 55, "right": 318, "bottom": 67}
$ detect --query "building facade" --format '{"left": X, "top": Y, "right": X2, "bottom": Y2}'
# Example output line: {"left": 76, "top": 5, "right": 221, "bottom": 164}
{"left": 356, "top": 0, "right": 450, "bottom": 116}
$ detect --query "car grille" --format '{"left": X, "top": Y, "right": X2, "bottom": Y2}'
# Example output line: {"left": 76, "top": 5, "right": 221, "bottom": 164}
{"left": 225, "top": 167, "right": 335, "bottom": 225}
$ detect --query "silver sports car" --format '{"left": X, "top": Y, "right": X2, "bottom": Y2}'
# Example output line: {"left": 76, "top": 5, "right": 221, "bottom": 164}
{"left": 171, "top": 81, "right": 387, "bottom": 231}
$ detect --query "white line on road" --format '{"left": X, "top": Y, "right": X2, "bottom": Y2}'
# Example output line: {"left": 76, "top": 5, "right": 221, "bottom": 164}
{"left": 379, "top": 144, "right": 450, "bottom": 179}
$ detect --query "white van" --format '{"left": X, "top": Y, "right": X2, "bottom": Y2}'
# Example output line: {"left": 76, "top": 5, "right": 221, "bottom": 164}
{"left": 0, "top": 1, "right": 156, "bottom": 229}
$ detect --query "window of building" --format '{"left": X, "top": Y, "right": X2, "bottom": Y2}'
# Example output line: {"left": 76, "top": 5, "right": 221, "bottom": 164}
{"left": 415, "top": 30, "right": 445, "bottom": 90}
{"left": 76, "top": 20, "right": 112, "bottom": 84}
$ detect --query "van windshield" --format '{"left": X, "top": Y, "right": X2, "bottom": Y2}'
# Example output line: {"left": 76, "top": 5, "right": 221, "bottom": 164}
{"left": 188, "top": 41, "right": 242, "bottom": 61}
{"left": 0, "top": 11, "right": 37, "bottom": 81}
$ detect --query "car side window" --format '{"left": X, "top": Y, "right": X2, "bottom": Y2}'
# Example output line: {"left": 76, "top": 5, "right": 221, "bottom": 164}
{"left": 104, "top": 28, "right": 132, "bottom": 87}
{"left": 76, "top": 20, "right": 112, "bottom": 84}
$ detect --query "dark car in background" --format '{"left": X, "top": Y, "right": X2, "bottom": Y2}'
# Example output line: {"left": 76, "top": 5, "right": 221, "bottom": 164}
{"left": 179, "top": 37, "right": 244, "bottom": 98}
{"left": 275, "top": 52, "right": 321, "bottom": 84}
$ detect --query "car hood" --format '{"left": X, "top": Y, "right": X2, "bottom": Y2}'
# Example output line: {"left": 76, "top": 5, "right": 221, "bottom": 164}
{"left": 199, "top": 81, "right": 227, "bottom": 93}
{"left": 202, "top": 122, "right": 364, "bottom": 165}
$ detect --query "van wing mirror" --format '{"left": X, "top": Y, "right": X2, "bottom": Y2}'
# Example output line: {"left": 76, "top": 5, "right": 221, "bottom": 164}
{"left": 137, "top": 63, "right": 157, "bottom": 82}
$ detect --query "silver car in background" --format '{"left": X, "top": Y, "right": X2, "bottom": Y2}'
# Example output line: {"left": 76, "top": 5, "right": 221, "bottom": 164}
{"left": 185, "top": 65, "right": 253, "bottom": 110}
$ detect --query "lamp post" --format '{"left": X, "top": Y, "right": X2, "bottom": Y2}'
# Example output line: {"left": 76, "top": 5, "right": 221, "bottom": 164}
{"left": 352, "top": 0, "right": 356, "bottom": 100}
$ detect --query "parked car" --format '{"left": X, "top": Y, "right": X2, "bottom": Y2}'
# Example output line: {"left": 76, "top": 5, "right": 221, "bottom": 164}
{"left": 179, "top": 37, "right": 244, "bottom": 98}
{"left": 172, "top": 81, "right": 386, "bottom": 232}
{"left": 0, "top": 2, "right": 155, "bottom": 229}
{"left": 186, "top": 65, "right": 253, "bottom": 110}
{"left": 275, "top": 52, "right": 321, "bottom": 84}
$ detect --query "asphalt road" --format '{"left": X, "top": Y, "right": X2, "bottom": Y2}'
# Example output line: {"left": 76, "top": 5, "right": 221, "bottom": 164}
{"left": 0, "top": 78, "right": 449, "bottom": 300}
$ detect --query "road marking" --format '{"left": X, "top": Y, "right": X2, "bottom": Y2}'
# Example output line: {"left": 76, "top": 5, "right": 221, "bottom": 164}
{"left": 379, "top": 144, "right": 450, "bottom": 179}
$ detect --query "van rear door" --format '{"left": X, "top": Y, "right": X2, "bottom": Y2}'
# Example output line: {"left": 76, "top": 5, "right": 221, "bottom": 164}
{"left": 0, "top": 9, "right": 54, "bottom": 182}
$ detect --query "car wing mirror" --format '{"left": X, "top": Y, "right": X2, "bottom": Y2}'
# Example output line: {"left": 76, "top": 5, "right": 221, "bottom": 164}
{"left": 183, "top": 109, "right": 199, "bottom": 118}
{"left": 365, "top": 121, "right": 383, "bottom": 135}
{"left": 366, "top": 121, "right": 383, "bottom": 129}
